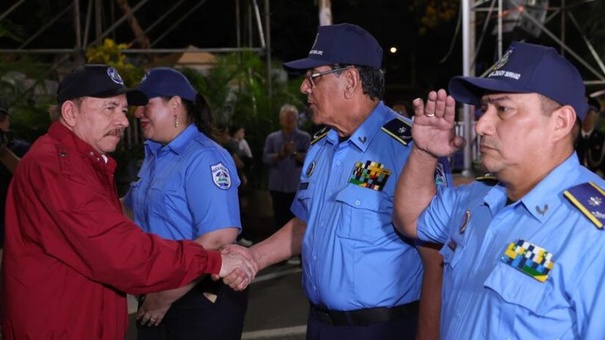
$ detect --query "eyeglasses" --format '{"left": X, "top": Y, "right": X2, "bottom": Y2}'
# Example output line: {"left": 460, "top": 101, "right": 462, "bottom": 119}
{"left": 305, "top": 66, "right": 353, "bottom": 88}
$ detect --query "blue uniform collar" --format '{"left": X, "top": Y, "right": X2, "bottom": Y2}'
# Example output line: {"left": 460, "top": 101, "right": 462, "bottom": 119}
{"left": 485, "top": 153, "right": 581, "bottom": 222}
{"left": 145, "top": 123, "right": 197, "bottom": 157}
{"left": 325, "top": 101, "right": 387, "bottom": 152}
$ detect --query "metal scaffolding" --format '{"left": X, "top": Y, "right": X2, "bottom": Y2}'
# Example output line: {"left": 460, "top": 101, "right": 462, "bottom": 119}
{"left": 0, "top": 0, "right": 271, "bottom": 78}
{"left": 459, "top": 0, "right": 605, "bottom": 176}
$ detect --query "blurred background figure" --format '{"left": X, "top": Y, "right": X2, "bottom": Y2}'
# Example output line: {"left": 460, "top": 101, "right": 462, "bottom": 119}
{"left": 0, "top": 98, "right": 30, "bottom": 254}
{"left": 230, "top": 124, "right": 253, "bottom": 160}
{"left": 262, "top": 104, "right": 311, "bottom": 234}
{"left": 391, "top": 101, "right": 412, "bottom": 119}
{"left": 575, "top": 96, "right": 604, "bottom": 176}
{"left": 228, "top": 124, "right": 255, "bottom": 247}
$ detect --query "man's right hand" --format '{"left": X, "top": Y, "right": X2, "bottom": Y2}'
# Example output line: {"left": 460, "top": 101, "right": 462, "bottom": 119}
{"left": 216, "top": 245, "right": 259, "bottom": 291}
{"left": 411, "top": 89, "right": 466, "bottom": 158}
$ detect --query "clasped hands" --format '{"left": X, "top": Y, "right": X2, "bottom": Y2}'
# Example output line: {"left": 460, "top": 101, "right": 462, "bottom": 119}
{"left": 279, "top": 141, "right": 296, "bottom": 158}
{"left": 137, "top": 245, "right": 259, "bottom": 327}
{"left": 213, "top": 243, "right": 260, "bottom": 291}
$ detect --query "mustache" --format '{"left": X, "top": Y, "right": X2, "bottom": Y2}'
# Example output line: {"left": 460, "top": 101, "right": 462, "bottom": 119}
{"left": 106, "top": 128, "right": 125, "bottom": 138}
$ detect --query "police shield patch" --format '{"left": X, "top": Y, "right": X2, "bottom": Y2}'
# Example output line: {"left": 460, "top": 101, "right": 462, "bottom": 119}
{"left": 211, "top": 163, "right": 231, "bottom": 190}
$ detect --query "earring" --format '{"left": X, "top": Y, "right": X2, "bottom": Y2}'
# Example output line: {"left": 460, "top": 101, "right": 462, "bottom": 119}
{"left": 174, "top": 115, "right": 179, "bottom": 128}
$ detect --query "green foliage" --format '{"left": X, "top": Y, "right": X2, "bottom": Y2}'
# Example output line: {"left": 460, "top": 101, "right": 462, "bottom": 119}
{"left": 86, "top": 38, "right": 146, "bottom": 87}
{"left": 0, "top": 56, "right": 56, "bottom": 143}
{"left": 1, "top": 34, "right": 302, "bottom": 190}
{"left": 181, "top": 51, "right": 304, "bottom": 189}
{"left": 414, "top": 0, "right": 459, "bottom": 36}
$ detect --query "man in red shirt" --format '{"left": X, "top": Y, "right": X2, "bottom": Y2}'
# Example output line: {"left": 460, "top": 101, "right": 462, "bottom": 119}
{"left": 1, "top": 65, "right": 256, "bottom": 339}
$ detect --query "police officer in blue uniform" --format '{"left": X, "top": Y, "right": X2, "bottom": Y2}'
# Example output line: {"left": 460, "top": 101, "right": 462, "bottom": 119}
{"left": 393, "top": 41, "right": 605, "bottom": 339}
{"left": 228, "top": 23, "right": 452, "bottom": 340}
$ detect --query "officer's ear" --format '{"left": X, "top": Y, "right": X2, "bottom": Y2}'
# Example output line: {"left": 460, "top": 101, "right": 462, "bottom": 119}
{"left": 343, "top": 67, "right": 359, "bottom": 98}
{"left": 551, "top": 104, "right": 576, "bottom": 142}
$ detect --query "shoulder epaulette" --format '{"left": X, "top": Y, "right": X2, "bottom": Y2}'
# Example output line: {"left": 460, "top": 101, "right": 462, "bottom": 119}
{"left": 563, "top": 182, "right": 605, "bottom": 229}
{"left": 475, "top": 173, "right": 498, "bottom": 183}
{"left": 381, "top": 118, "right": 412, "bottom": 146}
{"left": 311, "top": 126, "right": 330, "bottom": 145}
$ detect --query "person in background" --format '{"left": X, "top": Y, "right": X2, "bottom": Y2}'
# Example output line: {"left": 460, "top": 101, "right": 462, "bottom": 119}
{"left": 229, "top": 124, "right": 255, "bottom": 247}
{"left": 393, "top": 41, "right": 605, "bottom": 339}
{"left": 230, "top": 124, "right": 253, "bottom": 160}
{"left": 122, "top": 67, "right": 248, "bottom": 340}
{"left": 1, "top": 64, "right": 255, "bottom": 340}
{"left": 230, "top": 23, "right": 451, "bottom": 340}
{"left": 391, "top": 101, "right": 411, "bottom": 119}
{"left": 575, "top": 96, "right": 604, "bottom": 175}
{"left": 262, "top": 104, "right": 311, "bottom": 233}
{"left": 0, "top": 98, "right": 30, "bottom": 254}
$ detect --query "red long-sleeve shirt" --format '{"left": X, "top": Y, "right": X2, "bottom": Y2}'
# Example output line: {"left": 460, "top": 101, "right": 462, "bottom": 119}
{"left": 1, "top": 122, "right": 221, "bottom": 339}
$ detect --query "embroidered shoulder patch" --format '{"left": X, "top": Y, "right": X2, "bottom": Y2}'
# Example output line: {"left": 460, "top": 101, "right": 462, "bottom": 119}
{"left": 564, "top": 182, "right": 605, "bottom": 229}
{"left": 210, "top": 163, "right": 231, "bottom": 190}
{"left": 434, "top": 162, "right": 448, "bottom": 187}
{"left": 311, "top": 126, "right": 330, "bottom": 145}
{"left": 381, "top": 118, "right": 412, "bottom": 146}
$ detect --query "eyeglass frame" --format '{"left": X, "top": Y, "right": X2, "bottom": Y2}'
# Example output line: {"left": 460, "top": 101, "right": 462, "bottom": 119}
{"left": 304, "top": 65, "right": 354, "bottom": 88}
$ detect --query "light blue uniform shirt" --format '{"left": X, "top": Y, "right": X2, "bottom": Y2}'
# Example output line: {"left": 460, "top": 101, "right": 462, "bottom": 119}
{"left": 124, "top": 124, "right": 241, "bottom": 241}
{"left": 418, "top": 153, "right": 605, "bottom": 339}
{"left": 292, "top": 101, "right": 452, "bottom": 311}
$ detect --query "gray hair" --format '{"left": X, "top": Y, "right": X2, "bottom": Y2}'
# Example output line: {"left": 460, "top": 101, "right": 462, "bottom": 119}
{"left": 279, "top": 104, "right": 298, "bottom": 118}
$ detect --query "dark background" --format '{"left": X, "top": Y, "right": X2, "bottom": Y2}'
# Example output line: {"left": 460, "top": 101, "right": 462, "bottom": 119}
{"left": 1, "top": 0, "right": 604, "bottom": 105}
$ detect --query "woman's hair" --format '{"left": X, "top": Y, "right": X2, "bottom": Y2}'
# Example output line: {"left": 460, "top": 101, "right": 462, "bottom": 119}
{"left": 182, "top": 93, "right": 214, "bottom": 136}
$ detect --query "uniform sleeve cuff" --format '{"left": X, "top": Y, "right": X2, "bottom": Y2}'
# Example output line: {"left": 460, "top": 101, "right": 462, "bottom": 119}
{"left": 206, "top": 250, "right": 222, "bottom": 275}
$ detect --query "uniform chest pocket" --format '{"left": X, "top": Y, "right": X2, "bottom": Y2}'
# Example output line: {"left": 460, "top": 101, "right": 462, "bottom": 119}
{"left": 335, "top": 185, "right": 392, "bottom": 242}
{"left": 148, "top": 179, "right": 183, "bottom": 217}
{"left": 484, "top": 261, "right": 558, "bottom": 316}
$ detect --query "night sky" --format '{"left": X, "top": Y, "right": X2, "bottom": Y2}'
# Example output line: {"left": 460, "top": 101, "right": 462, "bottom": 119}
{"left": 2, "top": 0, "right": 601, "bottom": 102}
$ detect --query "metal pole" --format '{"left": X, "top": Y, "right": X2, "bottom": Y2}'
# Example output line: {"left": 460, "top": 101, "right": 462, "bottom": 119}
{"left": 0, "top": 0, "right": 26, "bottom": 22}
{"left": 128, "top": 0, "right": 188, "bottom": 46}
{"left": 18, "top": 5, "right": 73, "bottom": 49}
{"left": 497, "top": 0, "right": 502, "bottom": 58}
{"left": 251, "top": 0, "right": 266, "bottom": 48}
{"left": 83, "top": 0, "right": 94, "bottom": 50}
{"left": 152, "top": 0, "right": 207, "bottom": 47}
{"left": 265, "top": 0, "right": 272, "bottom": 101}
{"left": 561, "top": 0, "right": 566, "bottom": 56}
{"left": 74, "top": 0, "right": 83, "bottom": 61}
{"left": 95, "top": 0, "right": 102, "bottom": 40}
{"left": 90, "top": 0, "right": 151, "bottom": 47}
{"left": 519, "top": 9, "right": 605, "bottom": 81}
{"left": 461, "top": 0, "right": 475, "bottom": 177}
{"left": 236, "top": 0, "right": 241, "bottom": 49}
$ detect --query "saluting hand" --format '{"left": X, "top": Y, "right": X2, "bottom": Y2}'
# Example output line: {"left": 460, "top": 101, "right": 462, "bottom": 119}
{"left": 412, "top": 89, "right": 466, "bottom": 158}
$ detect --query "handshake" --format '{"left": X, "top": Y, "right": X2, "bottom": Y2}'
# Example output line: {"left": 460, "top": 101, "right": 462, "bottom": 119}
{"left": 214, "top": 244, "right": 261, "bottom": 291}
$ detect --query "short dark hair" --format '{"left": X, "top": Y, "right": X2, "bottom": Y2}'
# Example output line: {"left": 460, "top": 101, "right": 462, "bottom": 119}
{"left": 335, "top": 64, "right": 384, "bottom": 101}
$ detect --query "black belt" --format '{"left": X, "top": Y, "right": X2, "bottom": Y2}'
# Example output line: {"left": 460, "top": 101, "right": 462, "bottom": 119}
{"left": 310, "top": 301, "right": 419, "bottom": 326}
